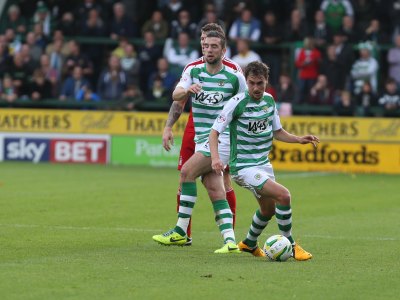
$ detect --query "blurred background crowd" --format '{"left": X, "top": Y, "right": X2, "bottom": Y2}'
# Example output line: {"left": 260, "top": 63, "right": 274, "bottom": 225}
{"left": 0, "top": 0, "right": 399, "bottom": 116}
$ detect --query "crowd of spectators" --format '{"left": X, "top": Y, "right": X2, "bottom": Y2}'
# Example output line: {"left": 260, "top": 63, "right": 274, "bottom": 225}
{"left": 0, "top": 0, "right": 399, "bottom": 116}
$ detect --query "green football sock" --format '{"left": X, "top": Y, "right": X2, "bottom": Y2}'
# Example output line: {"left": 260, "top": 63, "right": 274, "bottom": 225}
{"left": 276, "top": 204, "right": 294, "bottom": 244}
{"left": 213, "top": 199, "right": 235, "bottom": 244}
{"left": 174, "top": 182, "right": 196, "bottom": 236}
{"left": 244, "top": 209, "right": 271, "bottom": 248}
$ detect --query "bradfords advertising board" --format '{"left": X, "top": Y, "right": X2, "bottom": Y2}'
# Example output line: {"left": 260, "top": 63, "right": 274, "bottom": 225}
{"left": 271, "top": 141, "right": 400, "bottom": 174}
{"left": 0, "top": 133, "right": 110, "bottom": 164}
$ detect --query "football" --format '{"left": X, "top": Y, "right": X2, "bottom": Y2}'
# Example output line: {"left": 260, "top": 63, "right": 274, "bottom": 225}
{"left": 263, "top": 235, "right": 293, "bottom": 261}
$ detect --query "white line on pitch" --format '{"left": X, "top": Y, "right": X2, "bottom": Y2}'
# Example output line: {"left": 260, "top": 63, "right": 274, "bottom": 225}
{"left": 1, "top": 224, "right": 398, "bottom": 241}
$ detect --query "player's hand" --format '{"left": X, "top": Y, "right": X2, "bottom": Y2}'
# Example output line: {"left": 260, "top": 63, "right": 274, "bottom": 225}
{"left": 162, "top": 127, "right": 174, "bottom": 151}
{"left": 211, "top": 157, "right": 224, "bottom": 176}
{"left": 187, "top": 83, "right": 202, "bottom": 95}
{"left": 299, "top": 135, "right": 320, "bottom": 148}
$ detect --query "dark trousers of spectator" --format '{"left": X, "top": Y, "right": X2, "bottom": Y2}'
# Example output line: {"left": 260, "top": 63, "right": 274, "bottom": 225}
{"left": 297, "top": 78, "right": 316, "bottom": 104}
{"left": 263, "top": 52, "right": 281, "bottom": 87}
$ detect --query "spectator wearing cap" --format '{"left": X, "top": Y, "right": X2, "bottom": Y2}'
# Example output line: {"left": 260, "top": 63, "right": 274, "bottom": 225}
{"left": 0, "top": 4, "right": 26, "bottom": 36}
{"left": 350, "top": 42, "right": 379, "bottom": 95}
{"left": 31, "top": 1, "right": 54, "bottom": 38}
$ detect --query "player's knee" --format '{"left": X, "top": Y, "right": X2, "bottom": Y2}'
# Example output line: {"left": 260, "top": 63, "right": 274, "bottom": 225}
{"left": 180, "top": 165, "right": 193, "bottom": 181}
{"left": 207, "top": 186, "right": 226, "bottom": 201}
{"left": 276, "top": 190, "right": 291, "bottom": 206}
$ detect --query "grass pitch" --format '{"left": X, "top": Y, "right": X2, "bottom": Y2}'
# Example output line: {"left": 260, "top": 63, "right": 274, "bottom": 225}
{"left": 0, "top": 162, "right": 399, "bottom": 300}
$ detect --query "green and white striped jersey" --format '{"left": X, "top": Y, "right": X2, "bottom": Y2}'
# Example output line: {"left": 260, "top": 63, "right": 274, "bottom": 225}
{"left": 212, "top": 90, "right": 282, "bottom": 174}
{"left": 176, "top": 63, "right": 247, "bottom": 144}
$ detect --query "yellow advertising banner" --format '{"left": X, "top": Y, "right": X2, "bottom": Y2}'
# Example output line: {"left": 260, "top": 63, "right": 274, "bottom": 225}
{"left": 0, "top": 109, "right": 189, "bottom": 136}
{"left": 281, "top": 116, "right": 400, "bottom": 143}
{"left": 0, "top": 109, "right": 399, "bottom": 142}
{"left": 272, "top": 141, "right": 400, "bottom": 174}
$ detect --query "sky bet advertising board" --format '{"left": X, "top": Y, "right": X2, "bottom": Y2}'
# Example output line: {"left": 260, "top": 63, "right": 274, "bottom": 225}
{"left": 0, "top": 133, "right": 110, "bottom": 164}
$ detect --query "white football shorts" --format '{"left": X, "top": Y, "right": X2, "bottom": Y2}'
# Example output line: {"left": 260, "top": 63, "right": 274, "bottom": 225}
{"left": 195, "top": 137, "right": 230, "bottom": 166}
{"left": 231, "top": 163, "right": 275, "bottom": 198}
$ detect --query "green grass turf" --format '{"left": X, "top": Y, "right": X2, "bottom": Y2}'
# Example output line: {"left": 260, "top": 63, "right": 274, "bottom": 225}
{"left": 0, "top": 162, "right": 399, "bottom": 299}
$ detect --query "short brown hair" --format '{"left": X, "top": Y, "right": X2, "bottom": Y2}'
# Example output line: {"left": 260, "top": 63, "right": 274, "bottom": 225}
{"left": 201, "top": 23, "right": 225, "bottom": 36}
{"left": 244, "top": 61, "right": 270, "bottom": 81}
{"left": 205, "top": 30, "right": 226, "bottom": 48}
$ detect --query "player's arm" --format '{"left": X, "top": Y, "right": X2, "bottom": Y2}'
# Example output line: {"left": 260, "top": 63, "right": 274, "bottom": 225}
{"left": 273, "top": 128, "right": 320, "bottom": 148}
{"left": 209, "top": 129, "right": 222, "bottom": 175}
{"left": 270, "top": 103, "right": 319, "bottom": 147}
{"left": 162, "top": 100, "right": 186, "bottom": 151}
{"left": 209, "top": 95, "right": 242, "bottom": 175}
{"left": 172, "top": 65, "right": 201, "bottom": 102}
{"left": 172, "top": 85, "right": 202, "bottom": 102}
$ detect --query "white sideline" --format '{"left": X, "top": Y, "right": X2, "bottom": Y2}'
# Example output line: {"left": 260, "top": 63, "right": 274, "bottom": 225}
{"left": 0, "top": 223, "right": 397, "bottom": 241}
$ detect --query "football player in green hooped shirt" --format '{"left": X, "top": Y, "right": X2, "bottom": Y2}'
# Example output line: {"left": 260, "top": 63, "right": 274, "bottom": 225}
{"left": 152, "top": 30, "right": 247, "bottom": 254}
{"left": 209, "top": 61, "right": 319, "bottom": 260}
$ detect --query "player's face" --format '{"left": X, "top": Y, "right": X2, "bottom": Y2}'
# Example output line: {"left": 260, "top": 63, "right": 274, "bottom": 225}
{"left": 203, "top": 37, "right": 225, "bottom": 65}
{"left": 247, "top": 74, "right": 267, "bottom": 100}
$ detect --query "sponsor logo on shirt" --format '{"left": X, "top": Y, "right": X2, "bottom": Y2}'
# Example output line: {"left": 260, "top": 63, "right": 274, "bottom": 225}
{"left": 248, "top": 120, "right": 268, "bottom": 134}
{"left": 193, "top": 91, "right": 224, "bottom": 106}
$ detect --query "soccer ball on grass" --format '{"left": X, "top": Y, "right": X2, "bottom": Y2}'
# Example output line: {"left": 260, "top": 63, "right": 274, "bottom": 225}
{"left": 263, "top": 235, "right": 293, "bottom": 261}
